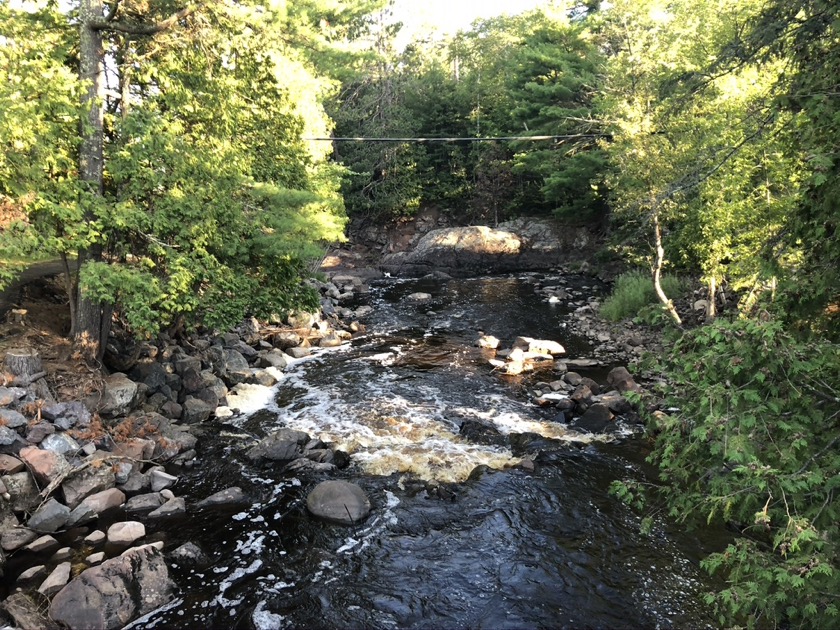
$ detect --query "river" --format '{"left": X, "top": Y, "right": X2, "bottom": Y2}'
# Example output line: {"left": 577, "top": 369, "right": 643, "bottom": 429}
{"left": 134, "top": 272, "right": 721, "bottom": 629}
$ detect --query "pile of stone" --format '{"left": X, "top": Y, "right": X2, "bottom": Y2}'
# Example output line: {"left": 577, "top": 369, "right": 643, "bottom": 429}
{"left": 0, "top": 272, "right": 374, "bottom": 629}
{"left": 484, "top": 336, "right": 566, "bottom": 376}
{"left": 529, "top": 366, "right": 643, "bottom": 433}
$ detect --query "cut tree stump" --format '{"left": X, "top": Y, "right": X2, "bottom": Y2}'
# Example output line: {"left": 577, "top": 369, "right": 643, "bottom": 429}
{"left": 3, "top": 348, "right": 45, "bottom": 386}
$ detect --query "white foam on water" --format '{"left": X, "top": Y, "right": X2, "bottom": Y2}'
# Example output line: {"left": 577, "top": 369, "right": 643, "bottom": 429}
{"left": 253, "top": 600, "right": 286, "bottom": 630}
{"left": 213, "top": 559, "right": 263, "bottom": 609}
{"left": 239, "top": 343, "right": 615, "bottom": 482}
{"left": 122, "top": 598, "right": 184, "bottom": 629}
{"left": 336, "top": 490, "right": 400, "bottom": 555}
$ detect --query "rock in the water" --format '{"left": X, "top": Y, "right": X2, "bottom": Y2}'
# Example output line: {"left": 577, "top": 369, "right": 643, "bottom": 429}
{"left": 169, "top": 541, "right": 210, "bottom": 568}
{"left": 306, "top": 480, "right": 371, "bottom": 525}
{"left": 49, "top": 544, "right": 173, "bottom": 630}
{"left": 407, "top": 292, "right": 432, "bottom": 302}
{"left": 246, "top": 428, "right": 309, "bottom": 463}
{"left": 24, "top": 534, "right": 59, "bottom": 554}
{"left": 606, "top": 366, "right": 641, "bottom": 394}
{"left": 195, "top": 486, "right": 248, "bottom": 509}
{"left": 148, "top": 497, "right": 186, "bottom": 518}
{"left": 574, "top": 403, "right": 614, "bottom": 433}
{"left": 125, "top": 493, "right": 164, "bottom": 514}
{"left": 150, "top": 469, "right": 178, "bottom": 492}
{"left": 512, "top": 336, "right": 565, "bottom": 356}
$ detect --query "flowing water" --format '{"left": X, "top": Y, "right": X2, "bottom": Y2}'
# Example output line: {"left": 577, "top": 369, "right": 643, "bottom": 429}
{"left": 135, "top": 273, "right": 722, "bottom": 629}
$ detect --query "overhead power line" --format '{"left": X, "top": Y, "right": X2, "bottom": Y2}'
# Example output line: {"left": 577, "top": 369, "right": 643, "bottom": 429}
{"left": 304, "top": 134, "right": 609, "bottom": 143}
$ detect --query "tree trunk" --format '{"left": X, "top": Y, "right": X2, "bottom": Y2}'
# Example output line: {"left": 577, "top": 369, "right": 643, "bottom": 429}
{"left": 74, "top": 0, "right": 108, "bottom": 363}
{"left": 707, "top": 276, "right": 717, "bottom": 321}
{"left": 2, "top": 348, "right": 46, "bottom": 386}
{"left": 652, "top": 212, "right": 682, "bottom": 326}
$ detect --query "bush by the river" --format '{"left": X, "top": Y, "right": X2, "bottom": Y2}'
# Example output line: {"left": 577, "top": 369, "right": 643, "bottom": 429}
{"left": 599, "top": 270, "right": 685, "bottom": 322}
{"left": 613, "top": 318, "right": 840, "bottom": 628}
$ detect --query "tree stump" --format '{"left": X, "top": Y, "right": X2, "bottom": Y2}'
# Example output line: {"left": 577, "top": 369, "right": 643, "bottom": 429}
{"left": 3, "top": 348, "right": 46, "bottom": 386}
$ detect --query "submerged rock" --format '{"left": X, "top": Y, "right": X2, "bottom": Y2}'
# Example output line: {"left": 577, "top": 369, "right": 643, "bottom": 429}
{"left": 306, "top": 480, "right": 371, "bottom": 525}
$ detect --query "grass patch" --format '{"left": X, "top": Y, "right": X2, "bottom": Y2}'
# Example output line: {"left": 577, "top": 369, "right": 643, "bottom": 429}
{"left": 600, "top": 270, "right": 685, "bottom": 322}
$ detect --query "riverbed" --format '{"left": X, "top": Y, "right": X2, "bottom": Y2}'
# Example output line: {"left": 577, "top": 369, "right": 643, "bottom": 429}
{"left": 135, "top": 273, "right": 721, "bottom": 629}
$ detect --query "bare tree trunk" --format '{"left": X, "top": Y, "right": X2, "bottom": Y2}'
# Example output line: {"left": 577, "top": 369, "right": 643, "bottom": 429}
{"left": 652, "top": 212, "right": 682, "bottom": 326}
{"left": 707, "top": 275, "right": 717, "bottom": 320}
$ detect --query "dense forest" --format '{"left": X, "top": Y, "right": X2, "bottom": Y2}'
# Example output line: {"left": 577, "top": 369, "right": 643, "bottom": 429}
{"left": 1, "top": 0, "right": 838, "bottom": 627}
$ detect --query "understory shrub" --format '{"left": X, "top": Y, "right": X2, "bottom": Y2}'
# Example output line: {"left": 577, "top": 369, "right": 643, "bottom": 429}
{"left": 600, "top": 270, "right": 684, "bottom": 322}
{"left": 613, "top": 318, "right": 840, "bottom": 628}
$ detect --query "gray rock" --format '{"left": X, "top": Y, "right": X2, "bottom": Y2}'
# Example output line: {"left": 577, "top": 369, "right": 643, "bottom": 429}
{"left": 246, "top": 369, "right": 279, "bottom": 387}
{"left": 195, "top": 486, "right": 248, "bottom": 509}
{"left": 93, "top": 372, "right": 140, "bottom": 418}
{"left": 272, "top": 331, "right": 301, "bottom": 350}
{"left": 224, "top": 349, "right": 250, "bottom": 372}
{"left": 594, "top": 391, "right": 633, "bottom": 415}
{"left": 86, "top": 551, "right": 105, "bottom": 565}
{"left": 181, "top": 397, "right": 214, "bottom": 424}
{"left": 0, "top": 386, "right": 27, "bottom": 406}
{"left": 575, "top": 403, "right": 614, "bottom": 433}
{"left": 41, "top": 401, "right": 91, "bottom": 430}
{"left": 24, "top": 534, "right": 59, "bottom": 554}
{"left": 107, "top": 521, "right": 145, "bottom": 546}
{"left": 49, "top": 545, "right": 174, "bottom": 630}
{"left": 168, "top": 541, "right": 210, "bottom": 568}
{"left": 27, "top": 497, "right": 71, "bottom": 533}
{"left": 173, "top": 356, "right": 202, "bottom": 376}
{"left": 2, "top": 471, "right": 39, "bottom": 512}
{"left": 258, "top": 349, "right": 289, "bottom": 369}
{"left": 38, "top": 561, "right": 71, "bottom": 596}
{"left": 0, "top": 426, "right": 26, "bottom": 455}
{"left": 125, "top": 492, "right": 164, "bottom": 514}
{"left": 62, "top": 464, "right": 116, "bottom": 509}
{"left": 84, "top": 530, "right": 106, "bottom": 546}
{"left": 150, "top": 469, "right": 178, "bottom": 492}
{"left": 2, "top": 527, "right": 36, "bottom": 552}
{"left": 246, "top": 428, "right": 309, "bottom": 462}
{"left": 0, "top": 409, "right": 27, "bottom": 429}
{"left": 306, "top": 480, "right": 371, "bottom": 525}
{"left": 148, "top": 497, "right": 186, "bottom": 518}
{"left": 119, "top": 470, "right": 150, "bottom": 494}
{"left": 67, "top": 488, "right": 125, "bottom": 527}
{"left": 25, "top": 421, "right": 56, "bottom": 443}
{"left": 51, "top": 546, "right": 73, "bottom": 562}
{"left": 17, "top": 564, "right": 47, "bottom": 584}
{"left": 41, "top": 432, "right": 81, "bottom": 455}
{"left": 286, "top": 346, "right": 311, "bottom": 359}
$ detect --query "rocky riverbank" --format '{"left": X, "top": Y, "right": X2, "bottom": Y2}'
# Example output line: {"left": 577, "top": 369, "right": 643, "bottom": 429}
{"left": 0, "top": 274, "right": 376, "bottom": 629}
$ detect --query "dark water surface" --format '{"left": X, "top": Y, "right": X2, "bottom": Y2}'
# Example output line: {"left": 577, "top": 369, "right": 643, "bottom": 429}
{"left": 135, "top": 273, "right": 721, "bottom": 629}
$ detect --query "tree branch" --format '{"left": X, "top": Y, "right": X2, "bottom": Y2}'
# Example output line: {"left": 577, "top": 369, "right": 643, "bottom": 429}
{"left": 91, "top": 3, "right": 202, "bottom": 35}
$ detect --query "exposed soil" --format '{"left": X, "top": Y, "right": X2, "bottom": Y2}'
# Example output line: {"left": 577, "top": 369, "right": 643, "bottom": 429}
{"left": 0, "top": 273, "right": 104, "bottom": 401}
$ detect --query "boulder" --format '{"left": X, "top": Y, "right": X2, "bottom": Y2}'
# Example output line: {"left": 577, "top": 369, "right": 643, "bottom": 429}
{"left": 1, "top": 592, "right": 58, "bottom": 630}
{"left": 286, "top": 347, "right": 311, "bottom": 359}
{"left": 607, "top": 366, "right": 641, "bottom": 394}
{"left": 25, "top": 421, "right": 56, "bottom": 444}
{"left": 125, "top": 493, "right": 164, "bottom": 514}
{"left": 0, "top": 386, "right": 27, "bottom": 407}
{"left": 61, "top": 464, "right": 116, "bottom": 509}
{"left": 49, "top": 545, "right": 174, "bottom": 630}
{"left": 67, "top": 488, "right": 125, "bottom": 527}
{"left": 2, "top": 527, "right": 36, "bottom": 552}
{"left": 24, "top": 535, "right": 59, "bottom": 553}
{"left": 476, "top": 335, "right": 500, "bottom": 349}
{"left": 246, "top": 428, "right": 309, "bottom": 463}
{"left": 150, "top": 469, "right": 178, "bottom": 492}
{"left": 0, "top": 408, "right": 27, "bottom": 429}
{"left": 258, "top": 349, "right": 290, "bottom": 369}
{"left": 195, "top": 486, "right": 248, "bottom": 510}
{"left": 181, "top": 397, "right": 214, "bottom": 424}
{"left": 574, "top": 403, "right": 614, "bottom": 433}
{"left": 19, "top": 446, "right": 72, "bottom": 488}
{"left": 2, "top": 471, "right": 40, "bottom": 512}
{"left": 168, "top": 542, "right": 210, "bottom": 568}
{"left": 27, "top": 498, "right": 71, "bottom": 533}
{"left": 93, "top": 373, "right": 140, "bottom": 418}
{"left": 306, "top": 480, "right": 371, "bottom": 525}
{"left": 38, "top": 561, "right": 71, "bottom": 596}
{"left": 107, "top": 521, "right": 145, "bottom": 546}
{"left": 148, "top": 497, "right": 186, "bottom": 518}
{"left": 271, "top": 331, "right": 301, "bottom": 350}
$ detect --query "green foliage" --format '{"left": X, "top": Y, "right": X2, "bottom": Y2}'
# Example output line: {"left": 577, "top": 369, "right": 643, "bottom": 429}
{"left": 599, "top": 270, "right": 684, "bottom": 322}
{"left": 1, "top": 0, "right": 370, "bottom": 336}
{"left": 623, "top": 319, "right": 840, "bottom": 627}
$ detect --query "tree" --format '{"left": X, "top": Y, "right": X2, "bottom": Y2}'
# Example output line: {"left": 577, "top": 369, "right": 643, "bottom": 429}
{"left": 1, "top": 0, "right": 380, "bottom": 361}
